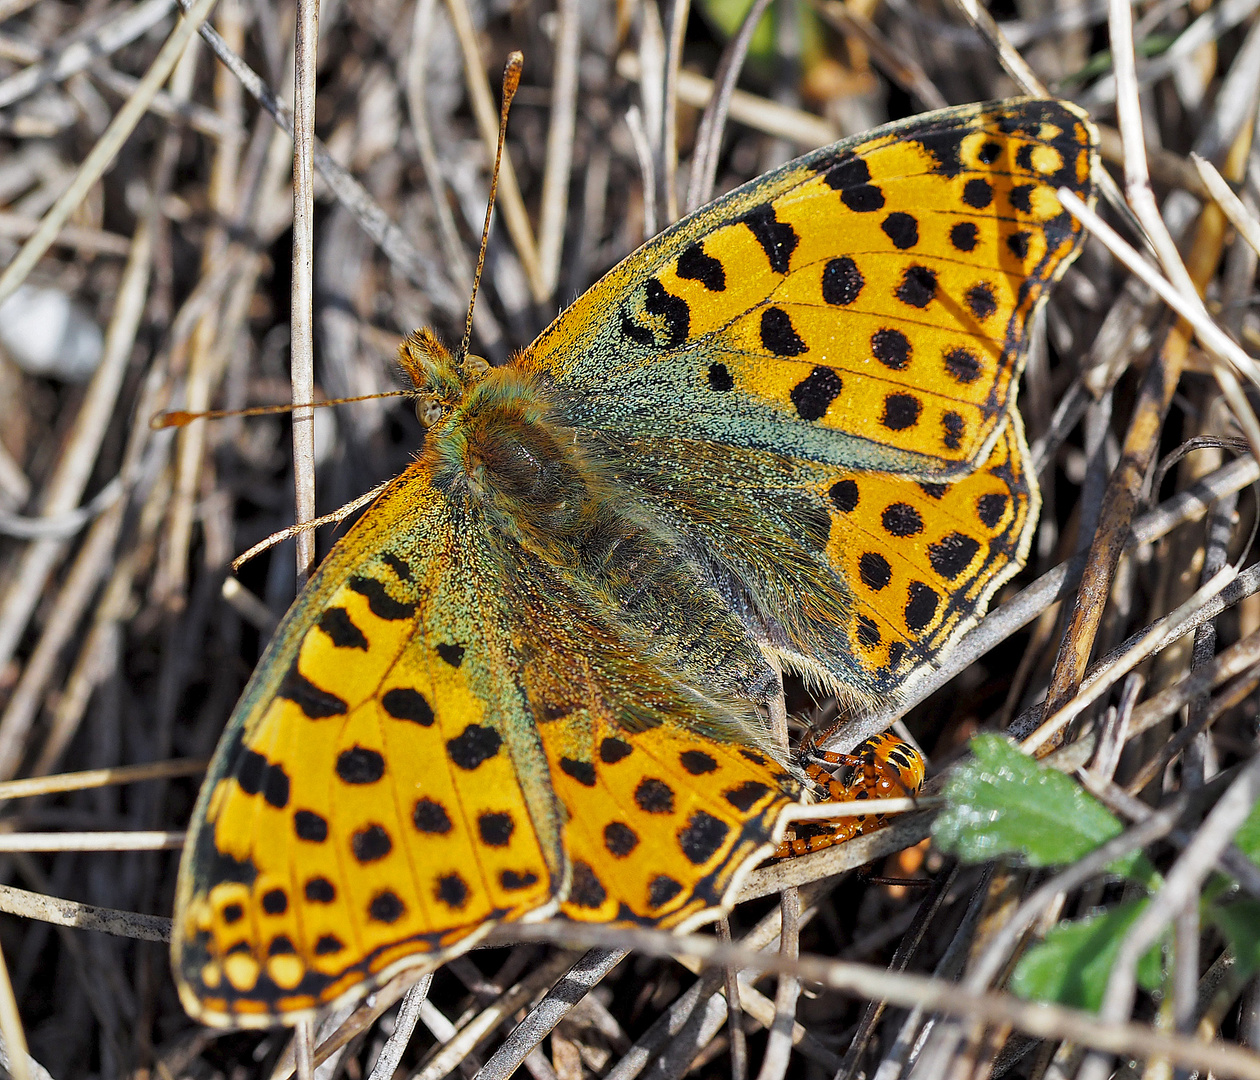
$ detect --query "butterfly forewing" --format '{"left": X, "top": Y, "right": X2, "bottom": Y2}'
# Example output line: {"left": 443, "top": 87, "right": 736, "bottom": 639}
{"left": 528, "top": 99, "right": 1095, "bottom": 480}
{"left": 174, "top": 467, "right": 560, "bottom": 1025}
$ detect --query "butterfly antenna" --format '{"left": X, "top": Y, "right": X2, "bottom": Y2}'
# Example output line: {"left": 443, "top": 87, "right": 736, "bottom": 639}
{"left": 150, "top": 391, "right": 412, "bottom": 430}
{"left": 460, "top": 51, "right": 523, "bottom": 363}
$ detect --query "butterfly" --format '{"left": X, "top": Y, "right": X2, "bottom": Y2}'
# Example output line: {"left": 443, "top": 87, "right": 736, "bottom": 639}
{"left": 172, "top": 98, "right": 1098, "bottom": 1026}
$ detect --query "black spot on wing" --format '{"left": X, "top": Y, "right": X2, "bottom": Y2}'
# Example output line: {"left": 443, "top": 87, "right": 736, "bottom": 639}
{"left": 644, "top": 278, "right": 689, "bottom": 347}
{"left": 791, "top": 367, "right": 843, "bottom": 421}
{"left": 433, "top": 876, "right": 466, "bottom": 910}
{"left": 336, "top": 746, "right": 384, "bottom": 784}
{"left": 963, "top": 178, "right": 993, "bottom": 209}
{"left": 724, "top": 780, "right": 769, "bottom": 811}
{"left": 635, "top": 778, "right": 675, "bottom": 814}
{"left": 305, "top": 877, "right": 335, "bottom": 902}
{"left": 829, "top": 480, "right": 858, "bottom": 512}
{"left": 881, "top": 393, "right": 922, "bottom": 430}
{"left": 602, "top": 821, "right": 640, "bottom": 856}
{"left": 680, "top": 750, "right": 717, "bottom": 774}
{"left": 740, "top": 204, "right": 799, "bottom": 273}
{"left": 262, "top": 765, "right": 290, "bottom": 809}
{"left": 929, "top": 533, "right": 981, "bottom": 578}
{"left": 966, "top": 282, "right": 997, "bottom": 321}
{"left": 823, "top": 154, "right": 885, "bottom": 212}
{"left": 761, "top": 307, "right": 806, "bottom": 356}
{"left": 501, "top": 870, "right": 539, "bottom": 890}
{"left": 447, "top": 725, "right": 502, "bottom": 770}
{"left": 950, "top": 222, "right": 978, "bottom": 252}
{"left": 348, "top": 576, "right": 415, "bottom": 620}
{"left": 318, "top": 607, "right": 368, "bottom": 650}
{"left": 436, "top": 642, "right": 465, "bottom": 667}
{"left": 882, "top": 503, "right": 923, "bottom": 537}
{"left": 822, "top": 257, "right": 863, "bottom": 305}
{"left": 896, "top": 266, "right": 936, "bottom": 308}
{"left": 279, "top": 664, "right": 348, "bottom": 719}
{"left": 678, "top": 812, "right": 729, "bottom": 865}
{"left": 477, "top": 812, "right": 514, "bottom": 846}
{"left": 944, "top": 347, "right": 982, "bottom": 384}
{"left": 648, "top": 875, "right": 683, "bottom": 908}
{"left": 235, "top": 750, "right": 290, "bottom": 809}
{"left": 381, "top": 552, "right": 412, "bottom": 581}
{"left": 370, "top": 890, "right": 407, "bottom": 922}
{"left": 882, "top": 212, "right": 919, "bottom": 249}
{"left": 600, "top": 738, "right": 633, "bottom": 763}
{"left": 905, "top": 582, "right": 940, "bottom": 632}
{"left": 621, "top": 314, "right": 653, "bottom": 346}
{"left": 872, "top": 328, "right": 910, "bottom": 370}
{"left": 315, "top": 934, "right": 344, "bottom": 954}
{"left": 413, "top": 798, "right": 452, "bottom": 834}
{"left": 351, "top": 824, "right": 392, "bottom": 863}
{"left": 676, "top": 243, "right": 726, "bottom": 291}
{"left": 859, "top": 552, "right": 892, "bottom": 591}
{"left": 977, "top": 493, "right": 1008, "bottom": 528}
{"left": 856, "top": 617, "right": 881, "bottom": 648}
{"left": 569, "top": 862, "right": 607, "bottom": 908}
{"left": 821, "top": 154, "right": 871, "bottom": 188}
{"left": 560, "top": 757, "right": 597, "bottom": 787}
{"left": 381, "top": 687, "right": 434, "bottom": 726}
{"left": 294, "top": 810, "right": 328, "bottom": 842}
{"left": 915, "top": 125, "right": 968, "bottom": 176}
{"left": 708, "top": 363, "right": 734, "bottom": 390}
{"left": 605, "top": 822, "right": 639, "bottom": 857}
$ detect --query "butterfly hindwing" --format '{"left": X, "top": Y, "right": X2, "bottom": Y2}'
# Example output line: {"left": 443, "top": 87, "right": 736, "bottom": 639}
{"left": 814, "top": 412, "right": 1038, "bottom": 691}
{"left": 529, "top": 99, "right": 1095, "bottom": 480}
{"left": 595, "top": 412, "right": 1035, "bottom": 698}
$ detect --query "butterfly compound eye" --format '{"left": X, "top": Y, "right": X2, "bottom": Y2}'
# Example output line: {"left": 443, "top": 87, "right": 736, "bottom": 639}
{"left": 464, "top": 355, "right": 490, "bottom": 379}
{"left": 416, "top": 395, "right": 443, "bottom": 428}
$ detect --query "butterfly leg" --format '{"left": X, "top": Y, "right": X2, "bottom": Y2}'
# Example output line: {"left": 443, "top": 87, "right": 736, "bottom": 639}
{"left": 773, "top": 732, "right": 925, "bottom": 859}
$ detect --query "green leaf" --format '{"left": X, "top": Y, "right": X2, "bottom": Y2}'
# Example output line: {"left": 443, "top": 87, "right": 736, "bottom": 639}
{"left": 1211, "top": 900, "right": 1260, "bottom": 980}
{"left": 1234, "top": 799, "right": 1260, "bottom": 869}
{"left": 932, "top": 735, "right": 1158, "bottom": 885}
{"left": 1011, "top": 899, "right": 1165, "bottom": 1009}
{"left": 696, "top": 0, "right": 777, "bottom": 62}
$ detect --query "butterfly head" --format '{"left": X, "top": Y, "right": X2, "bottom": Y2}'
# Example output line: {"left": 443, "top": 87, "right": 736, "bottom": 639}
{"left": 397, "top": 327, "right": 593, "bottom": 541}
{"left": 397, "top": 327, "right": 494, "bottom": 431}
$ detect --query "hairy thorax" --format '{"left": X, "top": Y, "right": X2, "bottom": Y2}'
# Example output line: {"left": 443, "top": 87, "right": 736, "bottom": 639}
{"left": 399, "top": 329, "right": 614, "bottom": 552}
